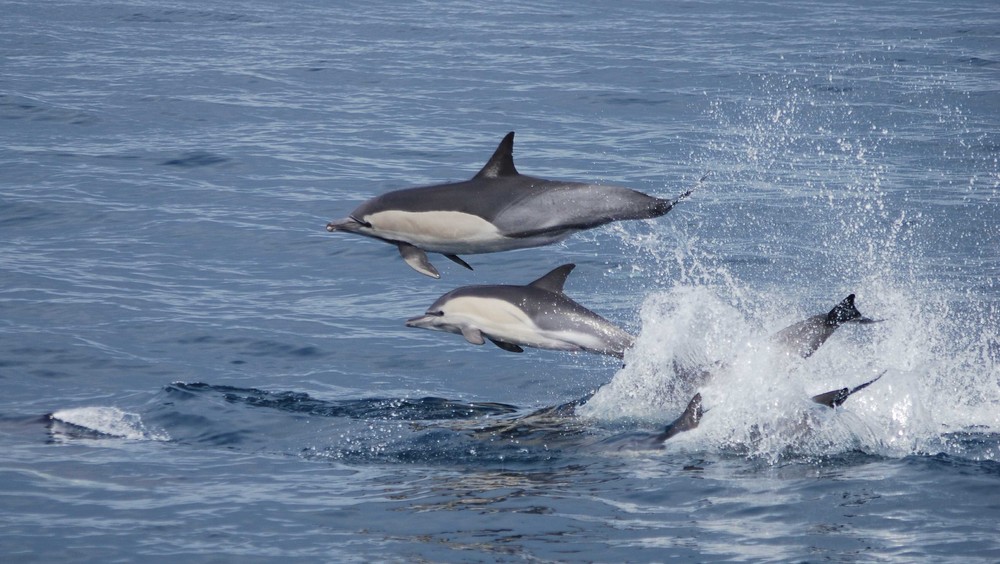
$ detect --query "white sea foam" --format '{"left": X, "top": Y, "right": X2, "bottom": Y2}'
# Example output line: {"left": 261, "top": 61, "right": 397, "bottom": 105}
{"left": 579, "top": 275, "right": 1000, "bottom": 462}
{"left": 574, "top": 63, "right": 1000, "bottom": 462}
{"left": 50, "top": 407, "right": 170, "bottom": 442}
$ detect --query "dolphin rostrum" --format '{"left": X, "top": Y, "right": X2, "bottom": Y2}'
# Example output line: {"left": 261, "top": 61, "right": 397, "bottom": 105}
{"left": 772, "top": 294, "right": 881, "bottom": 358}
{"left": 327, "top": 132, "right": 695, "bottom": 278}
{"left": 405, "top": 264, "right": 634, "bottom": 358}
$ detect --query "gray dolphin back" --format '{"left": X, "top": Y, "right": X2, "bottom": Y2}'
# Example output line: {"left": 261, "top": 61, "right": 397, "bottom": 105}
{"left": 352, "top": 132, "right": 683, "bottom": 236}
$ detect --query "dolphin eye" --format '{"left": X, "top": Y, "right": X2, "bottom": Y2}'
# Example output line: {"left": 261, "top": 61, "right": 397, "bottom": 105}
{"left": 350, "top": 215, "right": 373, "bottom": 228}
{"left": 426, "top": 310, "right": 444, "bottom": 316}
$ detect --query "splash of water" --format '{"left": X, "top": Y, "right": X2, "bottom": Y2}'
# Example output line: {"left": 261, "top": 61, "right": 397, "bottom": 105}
{"left": 580, "top": 71, "right": 1000, "bottom": 463}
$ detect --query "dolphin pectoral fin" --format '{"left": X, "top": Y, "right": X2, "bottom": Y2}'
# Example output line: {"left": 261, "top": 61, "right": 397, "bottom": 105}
{"left": 812, "top": 371, "right": 886, "bottom": 408}
{"left": 397, "top": 243, "right": 440, "bottom": 278}
{"left": 489, "top": 338, "right": 524, "bottom": 353}
{"left": 461, "top": 327, "right": 486, "bottom": 345}
{"left": 655, "top": 393, "right": 704, "bottom": 442}
{"left": 444, "top": 254, "right": 474, "bottom": 271}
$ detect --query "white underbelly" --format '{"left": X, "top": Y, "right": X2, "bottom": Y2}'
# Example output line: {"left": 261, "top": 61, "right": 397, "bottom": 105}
{"left": 445, "top": 297, "right": 602, "bottom": 352}
{"left": 364, "top": 210, "right": 572, "bottom": 253}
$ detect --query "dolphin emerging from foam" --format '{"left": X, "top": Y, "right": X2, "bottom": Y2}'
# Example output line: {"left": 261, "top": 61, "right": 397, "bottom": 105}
{"left": 673, "top": 294, "right": 882, "bottom": 386}
{"left": 405, "top": 264, "right": 634, "bottom": 358}
{"left": 772, "top": 294, "right": 881, "bottom": 358}
{"left": 327, "top": 132, "right": 695, "bottom": 278}
{"left": 657, "top": 294, "right": 884, "bottom": 442}
{"left": 654, "top": 372, "right": 885, "bottom": 443}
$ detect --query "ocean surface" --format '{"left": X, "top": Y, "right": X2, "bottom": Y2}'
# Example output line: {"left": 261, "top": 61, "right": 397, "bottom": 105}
{"left": 2, "top": 0, "right": 999, "bottom": 561}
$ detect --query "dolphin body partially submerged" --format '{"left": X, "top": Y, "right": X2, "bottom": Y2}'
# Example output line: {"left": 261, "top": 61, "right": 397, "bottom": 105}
{"left": 405, "top": 264, "right": 634, "bottom": 358}
{"left": 673, "top": 294, "right": 882, "bottom": 388}
{"left": 327, "top": 132, "right": 694, "bottom": 278}
{"left": 654, "top": 372, "right": 885, "bottom": 443}
{"left": 656, "top": 294, "right": 884, "bottom": 442}
{"left": 773, "top": 293, "right": 881, "bottom": 358}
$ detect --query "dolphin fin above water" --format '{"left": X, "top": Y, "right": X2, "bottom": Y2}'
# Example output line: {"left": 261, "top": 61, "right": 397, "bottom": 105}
{"left": 444, "top": 254, "right": 474, "bottom": 271}
{"left": 473, "top": 130, "right": 519, "bottom": 179}
{"left": 810, "top": 371, "right": 886, "bottom": 408}
{"left": 327, "top": 132, "right": 697, "bottom": 277}
{"left": 527, "top": 262, "right": 575, "bottom": 293}
{"left": 460, "top": 327, "right": 485, "bottom": 345}
{"left": 655, "top": 393, "right": 704, "bottom": 442}
{"left": 397, "top": 242, "right": 440, "bottom": 278}
{"left": 397, "top": 244, "right": 476, "bottom": 278}
{"left": 489, "top": 339, "right": 524, "bottom": 353}
{"left": 657, "top": 373, "right": 886, "bottom": 444}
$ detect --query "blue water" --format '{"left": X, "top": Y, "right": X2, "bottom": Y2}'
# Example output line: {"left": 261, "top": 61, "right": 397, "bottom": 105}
{"left": 2, "top": 0, "right": 999, "bottom": 561}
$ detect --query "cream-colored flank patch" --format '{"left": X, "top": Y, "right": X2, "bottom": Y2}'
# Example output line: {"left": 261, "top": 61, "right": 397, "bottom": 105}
{"left": 365, "top": 210, "right": 503, "bottom": 251}
{"left": 441, "top": 296, "right": 603, "bottom": 352}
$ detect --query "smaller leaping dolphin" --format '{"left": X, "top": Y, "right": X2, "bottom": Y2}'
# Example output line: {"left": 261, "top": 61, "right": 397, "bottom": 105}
{"left": 405, "top": 264, "right": 634, "bottom": 358}
{"left": 772, "top": 294, "right": 882, "bottom": 358}
{"left": 327, "top": 132, "right": 695, "bottom": 278}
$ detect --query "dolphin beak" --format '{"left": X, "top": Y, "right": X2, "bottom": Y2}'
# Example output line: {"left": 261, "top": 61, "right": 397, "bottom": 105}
{"left": 405, "top": 315, "right": 434, "bottom": 328}
{"left": 856, "top": 317, "right": 884, "bottom": 324}
{"left": 326, "top": 218, "right": 356, "bottom": 232}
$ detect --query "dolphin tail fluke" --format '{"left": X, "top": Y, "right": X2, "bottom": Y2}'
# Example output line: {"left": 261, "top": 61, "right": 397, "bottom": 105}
{"left": 656, "top": 393, "right": 704, "bottom": 442}
{"left": 650, "top": 173, "right": 705, "bottom": 217}
{"left": 444, "top": 254, "right": 474, "bottom": 271}
{"left": 827, "top": 294, "right": 861, "bottom": 325}
{"left": 398, "top": 243, "right": 440, "bottom": 278}
{"left": 828, "top": 294, "right": 883, "bottom": 325}
{"left": 811, "top": 371, "right": 886, "bottom": 408}
{"left": 846, "top": 371, "right": 886, "bottom": 396}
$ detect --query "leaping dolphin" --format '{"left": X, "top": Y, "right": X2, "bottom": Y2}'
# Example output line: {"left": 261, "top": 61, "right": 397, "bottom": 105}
{"left": 405, "top": 264, "right": 635, "bottom": 358}
{"left": 327, "top": 132, "right": 695, "bottom": 278}
{"left": 773, "top": 294, "right": 881, "bottom": 358}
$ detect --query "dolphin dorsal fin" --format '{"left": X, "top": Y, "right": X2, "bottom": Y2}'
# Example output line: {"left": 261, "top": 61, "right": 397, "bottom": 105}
{"left": 528, "top": 264, "right": 576, "bottom": 293}
{"left": 473, "top": 132, "right": 519, "bottom": 179}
